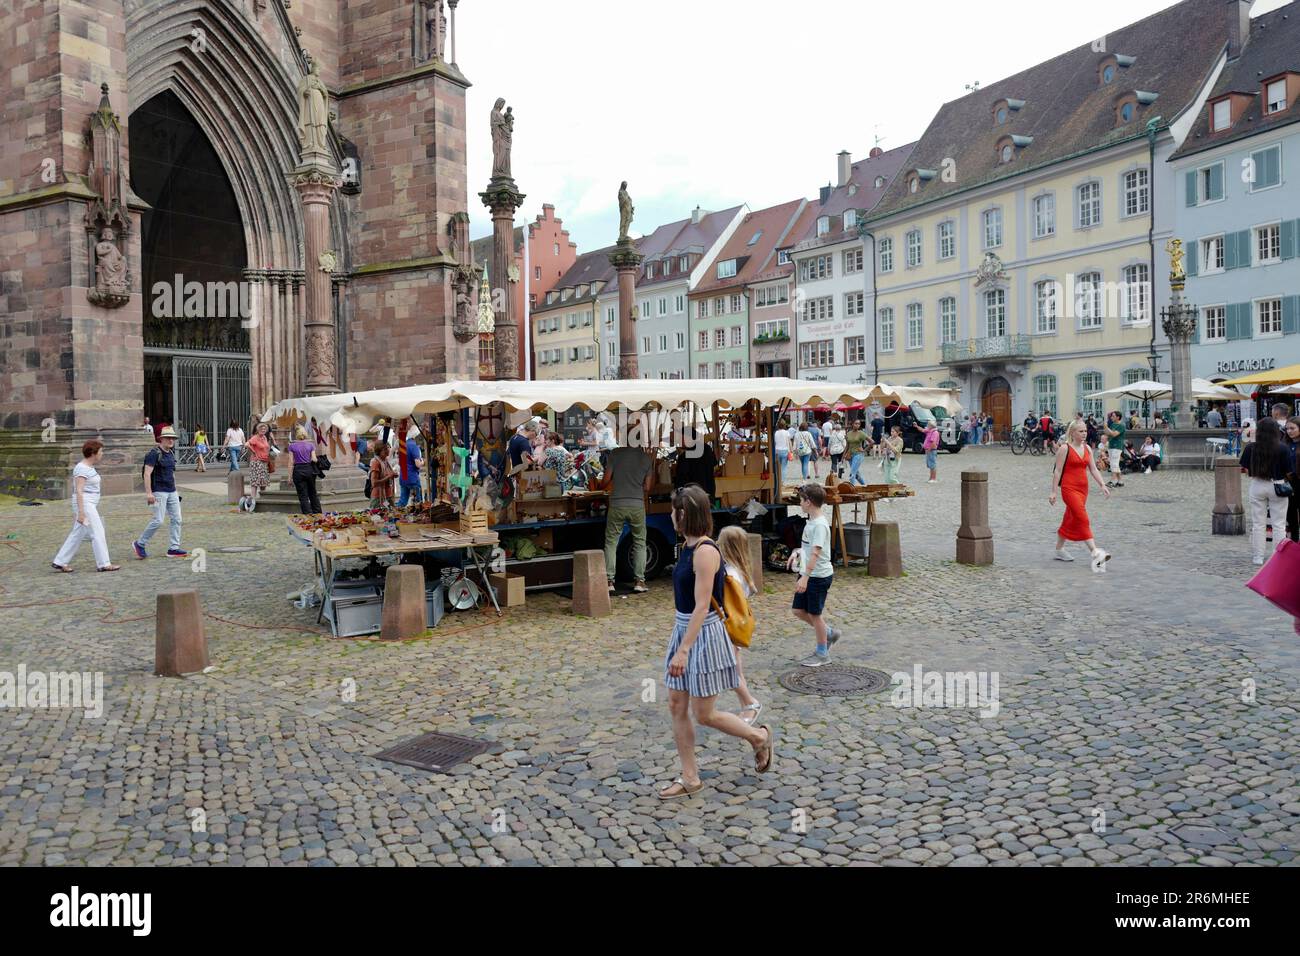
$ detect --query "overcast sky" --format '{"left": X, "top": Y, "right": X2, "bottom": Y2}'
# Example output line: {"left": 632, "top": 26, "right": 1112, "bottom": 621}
{"left": 461, "top": 0, "right": 1290, "bottom": 251}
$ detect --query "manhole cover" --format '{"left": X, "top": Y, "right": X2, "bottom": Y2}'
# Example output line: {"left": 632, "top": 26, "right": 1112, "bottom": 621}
{"left": 1171, "top": 823, "right": 1235, "bottom": 847}
{"left": 210, "top": 545, "right": 265, "bottom": 553}
{"left": 373, "top": 731, "right": 491, "bottom": 772}
{"left": 778, "top": 665, "right": 891, "bottom": 697}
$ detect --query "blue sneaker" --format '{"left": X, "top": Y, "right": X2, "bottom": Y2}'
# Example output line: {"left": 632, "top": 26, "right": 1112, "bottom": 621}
{"left": 133, "top": 540, "right": 147, "bottom": 560}
{"left": 166, "top": 548, "right": 189, "bottom": 558}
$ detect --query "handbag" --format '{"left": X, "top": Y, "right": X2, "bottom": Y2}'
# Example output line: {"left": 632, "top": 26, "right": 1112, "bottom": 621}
{"left": 1275, "top": 479, "right": 1293, "bottom": 498}
{"left": 1245, "top": 539, "right": 1300, "bottom": 619}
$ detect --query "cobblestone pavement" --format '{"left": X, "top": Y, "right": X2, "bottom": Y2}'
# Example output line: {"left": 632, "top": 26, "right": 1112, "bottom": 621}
{"left": 0, "top": 449, "right": 1296, "bottom": 867}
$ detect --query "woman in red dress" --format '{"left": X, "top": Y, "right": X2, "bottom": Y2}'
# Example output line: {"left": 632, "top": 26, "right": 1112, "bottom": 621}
{"left": 1050, "top": 419, "right": 1112, "bottom": 571}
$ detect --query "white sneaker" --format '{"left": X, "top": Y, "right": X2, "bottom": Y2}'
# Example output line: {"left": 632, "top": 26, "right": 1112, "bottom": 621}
{"left": 1144, "top": 467, "right": 1151, "bottom": 474}
{"left": 927, "top": 479, "right": 937, "bottom": 484}
{"left": 1054, "top": 548, "right": 1075, "bottom": 562}
{"left": 1090, "top": 549, "right": 1111, "bottom": 572}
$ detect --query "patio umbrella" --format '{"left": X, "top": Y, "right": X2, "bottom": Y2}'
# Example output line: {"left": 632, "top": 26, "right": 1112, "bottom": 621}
{"left": 1191, "top": 378, "right": 1251, "bottom": 401}
{"left": 1084, "top": 379, "right": 1170, "bottom": 401}
{"left": 1219, "top": 363, "right": 1300, "bottom": 388}
{"left": 1271, "top": 382, "right": 1300, "bottom": 395}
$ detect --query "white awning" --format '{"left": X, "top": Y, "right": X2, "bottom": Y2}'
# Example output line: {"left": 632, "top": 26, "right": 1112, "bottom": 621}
{"left": 262, "top": 378, "right": 962, "bottom": 430}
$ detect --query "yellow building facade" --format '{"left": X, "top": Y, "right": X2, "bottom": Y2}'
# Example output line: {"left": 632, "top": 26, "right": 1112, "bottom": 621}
{"left": 872, "top": 143, "right": 1162, "bottom": 431}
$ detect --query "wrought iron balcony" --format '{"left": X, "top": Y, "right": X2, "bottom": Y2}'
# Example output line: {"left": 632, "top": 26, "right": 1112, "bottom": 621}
{"left": 941, "top": 334, "right": 1032, "bottom": 365}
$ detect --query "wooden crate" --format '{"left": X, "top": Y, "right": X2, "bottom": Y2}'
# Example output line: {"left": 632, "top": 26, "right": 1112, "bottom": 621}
{"left": 460, "top": 509, "right": 490, "bottom": 533}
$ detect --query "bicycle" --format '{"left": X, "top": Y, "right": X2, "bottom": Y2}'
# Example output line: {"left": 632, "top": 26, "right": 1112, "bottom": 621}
{"left": 1010, "top": 425, "right": 1030, "bottom": 455}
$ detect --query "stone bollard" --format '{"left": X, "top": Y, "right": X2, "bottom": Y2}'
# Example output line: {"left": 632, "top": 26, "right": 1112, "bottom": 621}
{"left": 571, "top": 549, "right": 611, "bottom": 617}
{"left": 381, "top": 564, "right": 426, "bottom": 640}
{"left": 1212, "top": 456, "right": 1245, "bottom": 535}
{"left": 227, "top": 471, "right": 246, "bottom": 504}
{"left": 155, "top": 589, "right": 209, "bottom": 677}
{"left": 956, "top": 470, "right": 994, "bottom": 565}
{"left": 868, "top": 521, "right": 902, "bottom": 578}
{"left": 747, "top": 532, "right": 764, "bottom": 592}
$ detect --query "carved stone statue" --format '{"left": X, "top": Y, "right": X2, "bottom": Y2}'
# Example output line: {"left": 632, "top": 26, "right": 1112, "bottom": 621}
{"left": 296, "top": 60, "right": 331, "bottom": 160}
{"left": 452, "top": 266, "right": 478, "bottom": 341}
{"left": 618, "top": 181, "right": 634, "bottom": 243}
{"left": 490, "top": 98, "right": 513, "bottom": 180}
{"left": 973, "top": 251, "right": 1008, "bottom": 287}
{"left": 92, "top": 226, "right": 129, "bottom": 300}
{"left": 1166, "top": 238, "right": 1185, "bottom": 284}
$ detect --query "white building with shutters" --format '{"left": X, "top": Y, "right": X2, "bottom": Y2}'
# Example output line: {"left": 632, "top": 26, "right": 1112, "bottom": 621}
{"left": 1169, "top": 2, "right": 1300, "bottom": 390}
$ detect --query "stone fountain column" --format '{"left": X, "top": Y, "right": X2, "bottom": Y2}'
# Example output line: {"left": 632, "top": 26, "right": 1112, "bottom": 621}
{"left": 480, "top": 179, "right": 525, "bottom": 380}
{"left": 294, "top": 168, "right": 340, "bottom": 395}
{"left": 1162, "top": 285, "right": 1197, "bottom": 430}
{"left": 609, "top": 241, "right": 644, "bottom": 380}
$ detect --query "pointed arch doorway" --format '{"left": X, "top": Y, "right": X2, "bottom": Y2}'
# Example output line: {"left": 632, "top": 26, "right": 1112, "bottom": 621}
{"left": 132, "top": 90, "right": 251, "bottom": 434}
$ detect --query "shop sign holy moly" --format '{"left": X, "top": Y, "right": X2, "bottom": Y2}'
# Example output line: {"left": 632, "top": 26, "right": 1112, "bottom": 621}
{"left": 1216, "top": 358, "right": 1276, "bottom": 374}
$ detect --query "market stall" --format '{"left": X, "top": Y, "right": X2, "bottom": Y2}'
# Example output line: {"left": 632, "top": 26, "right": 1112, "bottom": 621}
{"left": 264, "top": 378, "right": 956, "bottom": 606}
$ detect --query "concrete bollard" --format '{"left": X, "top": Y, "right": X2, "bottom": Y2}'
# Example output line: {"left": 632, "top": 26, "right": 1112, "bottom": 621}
{"left": 1212, "top": 456, "right": 1245, "bottom": 535}
{"left": 868, "top": 521, "right": 902, "bottom": 578}
{"left": 956, "top": 470, "right": 994, "bottom": 565}
{"left": 227, "top": 471, "right": 246, "bottom": 504}
{"left": 746, "top": 532, "right": 764, "bottom": 592}
{"left": 155, "top": 589, "right": 209, "bottom": 677}
{"left": 571, "top": 549, "right": 611, "bottom": 617}
{"left": 381, "top": 564, "right": 426, "bottom": 640}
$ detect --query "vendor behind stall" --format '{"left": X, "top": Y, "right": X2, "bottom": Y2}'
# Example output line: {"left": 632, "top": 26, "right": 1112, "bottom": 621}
{"left": 673, "top": 426, "right": 716, "bottom": 500}
{"left": 508, "top": 422, "right": 538, "bottom": 474}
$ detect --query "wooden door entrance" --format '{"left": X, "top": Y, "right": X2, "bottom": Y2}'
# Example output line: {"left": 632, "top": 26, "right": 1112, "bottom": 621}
{"left": 980, "top": 376, "right": 1012, "bottom": 441}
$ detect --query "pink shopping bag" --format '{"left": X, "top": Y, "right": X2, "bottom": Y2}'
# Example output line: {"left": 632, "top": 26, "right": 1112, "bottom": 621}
{"left": 1246, "top": 538, "right": 1300, "bottom": 619}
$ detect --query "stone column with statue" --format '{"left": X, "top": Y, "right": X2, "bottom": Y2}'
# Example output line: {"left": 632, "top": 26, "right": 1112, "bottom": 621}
{"left": 479, "top": 98, "right": 525, "bottom": 379}
{"left": 1162, "top": 238, "right": 1196, "bottom": 430}
{"left": 608, "top": 181, "right": 644, "bottom": 380}
{"left": 292, "top": 57, "right": 340, "bottom": 396}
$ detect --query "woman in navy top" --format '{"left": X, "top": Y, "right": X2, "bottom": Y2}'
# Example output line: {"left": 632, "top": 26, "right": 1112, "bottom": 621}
{"left": 659, "top": 484, "right": 773, "bottom": 800}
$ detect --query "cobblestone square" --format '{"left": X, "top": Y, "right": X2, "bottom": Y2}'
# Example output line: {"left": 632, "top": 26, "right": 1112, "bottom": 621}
{"left": 1, "top": 449, "right": 1296, "bottom": 867}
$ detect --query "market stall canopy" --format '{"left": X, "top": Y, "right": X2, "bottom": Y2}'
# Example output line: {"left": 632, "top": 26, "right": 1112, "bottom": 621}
{"left": 1219, "top": 363, "right": 1300, "bottom": 387}
{"left": 263, "top": 378, "right": 962, "bottom": 429}
{"left": 1084, "top": 379, "right": 1171, "bottom": 400}
{"left": 1270, "top": 382, "right": 1300, "bottom": 395}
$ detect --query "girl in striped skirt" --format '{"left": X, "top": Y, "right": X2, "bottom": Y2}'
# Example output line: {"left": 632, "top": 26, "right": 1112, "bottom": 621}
{"left": 660, "top": 484, "right": 774, "bottom": 800}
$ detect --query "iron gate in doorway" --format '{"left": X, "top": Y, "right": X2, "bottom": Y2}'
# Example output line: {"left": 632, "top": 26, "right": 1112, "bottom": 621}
{"left": 172, "top": 354, "right": 251, "bottom": 437}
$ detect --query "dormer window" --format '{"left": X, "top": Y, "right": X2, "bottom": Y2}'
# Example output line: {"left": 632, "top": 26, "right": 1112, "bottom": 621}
{"left": 1211, "top": 98, "right": 1231, "bottom": 131}
{"left": 909, "top": 177, "right": 919, "bottom": 194}
{"left": 1115, "top": 93, "right": 1140, "bottom": 126}
{"left": 679, "top": 255, "right": 688, "bottom": 271}
{"left": 645, "top": 262, "right": 655, "bottom": 279}
{"left": 817, "top": 216, "right": 831, "bottom": 236}
{"left": 1000, "top": 143, "right": 1013, "bottom": 163}
{"left": 874, "top": 176, "right": 885, "bottom": 189}
{"left": 992, "top": 98, "right": 1024, "bottom": 126}
{"left": 1102, "top": 65, "right": 1115, "bottom": 84}
{"left": 843, "top": 209, "right": 857, "bottom": 230}
{"left": 662, "top": 258, "right": 672, "bottom": 275}
{"left": 1265, "top": 78, "right": 1287, "bottom": 114}
{"left": 717, "top": 259, "right": 737, "bottom": 280}
{"left": 1099, "top": 54, "right": 1134, "bottom": 88}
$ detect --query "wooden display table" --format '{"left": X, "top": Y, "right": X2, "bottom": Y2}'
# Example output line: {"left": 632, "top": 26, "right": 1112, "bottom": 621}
{"left": 781, "top": 484, "right": 915, "bottom": 568}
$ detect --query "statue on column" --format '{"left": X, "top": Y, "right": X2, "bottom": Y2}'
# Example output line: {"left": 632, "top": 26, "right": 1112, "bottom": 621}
{"left": 490, "top": 98, "right": 514, "bottom": 180}
{"left": 296, "top": 60, "right": 331, "bottom": 161}
{"left": 618, "top": 181, "right": 635, "bottom": 243}
{"left": 1165, "top": 238, "right": 1185, "bottom": 285}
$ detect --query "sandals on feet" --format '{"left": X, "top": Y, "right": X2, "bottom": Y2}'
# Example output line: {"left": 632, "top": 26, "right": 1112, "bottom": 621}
{"left": 754, "top": 724, "right": 774, "bottom": 774}
{"left": 738, "top": 700, "right": 762, "bottom": 725}
{"left": 658, "top": 777, "right": 704, "bottom": 800}
{"left": 97, "top": 564, "right": 122, "bottom": 572}
{"left": 51, "top": 563, "right": 74, "bottom": 573}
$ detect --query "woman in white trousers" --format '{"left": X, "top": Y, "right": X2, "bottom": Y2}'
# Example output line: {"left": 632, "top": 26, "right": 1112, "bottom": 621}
{"left": 52, "top": 439, "right": 120, "bottom": 572}
{"left": 1239, "top": 419, "right": 1294, "bottom": 567}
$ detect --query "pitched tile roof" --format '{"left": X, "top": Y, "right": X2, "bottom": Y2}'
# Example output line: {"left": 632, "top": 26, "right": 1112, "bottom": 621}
{"left": 532, "top": 245, "right": 619, "bottom": 314}
{"left": 790, "top": 143, "right": 914, "bottom": 250}
{"left": 691, "top": 198, "right": 808, "bottom": 296}
{"left": 635, "top": 205, "right": 747, "bottom": 290}
{"left": 868, "top": 0, "right": 1232, "bottom": 222}
{"left": 1172, "top": 1, "right": 1300, "bottom": 159}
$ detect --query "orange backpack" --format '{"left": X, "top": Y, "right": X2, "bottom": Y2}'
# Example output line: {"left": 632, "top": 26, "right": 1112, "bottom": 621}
{"left": 711, "top": 564, "right": 756, "bottom": 648}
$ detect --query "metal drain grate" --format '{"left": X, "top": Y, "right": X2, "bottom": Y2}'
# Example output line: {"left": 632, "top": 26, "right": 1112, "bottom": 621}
{"left": 373, "top": 731, "right": 491, "bottom": 772}
{"left": 1170, "top": 822, "right": 1236, "bottom": 847}
{"left": 210, "top": 545, "right": 265, "bottom": 553}
{"left": 779, "top": 665, "right": 892, "bottom": 697}
{"left": 1130, "top": 497, "right": 1176, "bottom": 505}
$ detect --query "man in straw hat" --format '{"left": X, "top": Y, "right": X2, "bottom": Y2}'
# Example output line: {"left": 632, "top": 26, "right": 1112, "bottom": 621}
{"left": 133, "top": 425, "right": 188, "bottom": 559}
